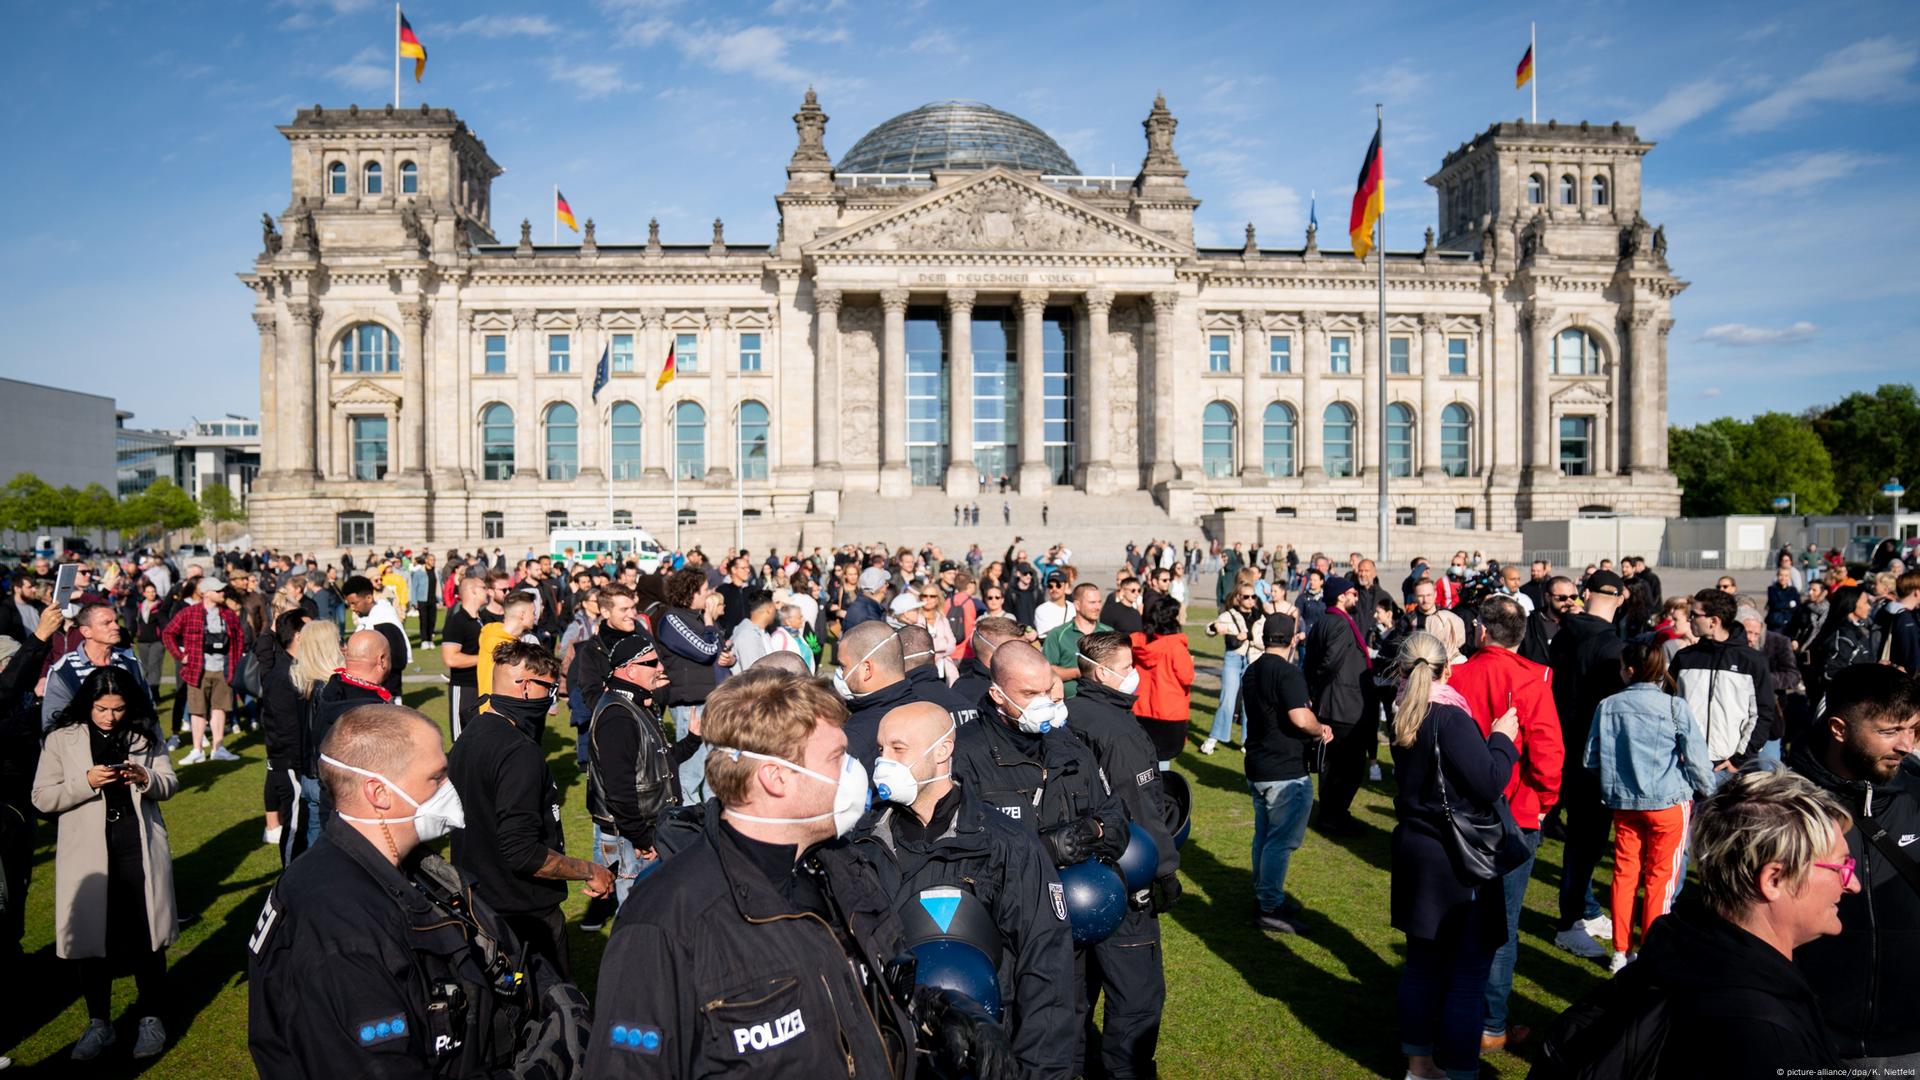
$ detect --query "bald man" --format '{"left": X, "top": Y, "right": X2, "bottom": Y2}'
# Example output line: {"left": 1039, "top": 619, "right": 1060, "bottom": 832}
{"left": 301, "top": 630, "right": 394, "bottom": 849}
{"left": 953, "top": 615, "right": 1023, "bottom": 716}
{"left": 898, "top": 623, "right": 976, "bottom": 728}
{"left": 748, "top": 649, "right": 812, "bottom": 676}
{"left": 850, "top": 702, "right": 1076, "bottom": 1078}
{"left": 839, "top": 619, "right": 912, "bottom": 769}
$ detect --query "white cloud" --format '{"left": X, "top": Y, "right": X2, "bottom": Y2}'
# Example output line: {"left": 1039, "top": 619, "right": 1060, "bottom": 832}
{"left": 326, "top": 45, "right": 388, "bottom": 93}
{"left": 1631, "top": 78, "right": 1733, "bottom": 137}
{"left": 1733, "top": 150, "right": 1884, "bottom": 196}
{"left": 447, "top": 15, "right": 561, "bottom": 39}
{"left": 278, "top": 0, "right": 376, "bottom": 30}
{"left": 905, "top": 30, "right": 964, "bottom": 61}
{"left": 1701, "top": 387, "right": 1723, "bottom": 398}
{"left": 697, "top": 26, "right": 804, "bottom": 81}
{"left": 618, "top": 17, "right": 676, "bottom": 46}
{"left": 1357, "top": 67, "right": 1428, "bottom": 105}
{"left": 1699, "top": 321, "right": 1818, "bottom": 346}
{"left": 1229, "top": 184, "right": 1303, "bottom": 232}
{"left": 548, "top": 59, "right": 639, "bottom": 99}
{"left": 1730, "top": 37, "right": 1919, "bottom": 131}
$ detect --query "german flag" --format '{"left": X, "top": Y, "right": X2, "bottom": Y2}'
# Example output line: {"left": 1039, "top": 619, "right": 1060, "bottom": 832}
{"left": 655, "top": 340, "right": 677, "bottom": 390}
{"left": 399, "top": 11, "right": 427, "bottom": 83}
{"left": 1348, "top": 129, "right": 1383, "bottom": 260}
{"left": 1516, "top": 44, "right": 1534, "bottom": 89}
{"left": 555, "top": 189, "right": 578, "bottom": 233}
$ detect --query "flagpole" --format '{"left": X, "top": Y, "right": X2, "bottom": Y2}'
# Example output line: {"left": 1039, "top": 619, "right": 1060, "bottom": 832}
{"left": 1531, "top": 22, "right": 1538, "bottom": 123}
{"left": 552, "top": 185, "right": 557, "bottom": 245}
{"left": 394, "top": 4, "right": 402, "bottom": 110}
{"left": 670, "top": 409, "right": 681, "bottom": 553}
{"left": 1375, "top": 103, "right": 1389, "bottom": 570}
{"left": 733, "top": 405, "right": 745, "bottom": 555}
{"left": 606, "top": 407, "right": 615, "bottom": 527}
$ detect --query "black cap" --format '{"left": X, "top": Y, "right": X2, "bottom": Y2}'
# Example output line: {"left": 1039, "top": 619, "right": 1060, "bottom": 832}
{"left": 1046, "top": 571, "right": 1069, "bottom": 585}
{"left": 1323, "top": 576, "right": 1356, "bottom": 600}
{"left": 939, "top": 560, "right": 958, "bottom": 572}
{"left": 1584, "top": 569, "right": 1626, "bottom": 596}
{"left": 609, "top": 627, "right": 660, "bottom": 667}
{"left": 1262, "top": 612, "right": 1297, "bottom": 644}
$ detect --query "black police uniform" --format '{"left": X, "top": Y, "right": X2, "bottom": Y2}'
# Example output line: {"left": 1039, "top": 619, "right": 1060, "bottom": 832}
{"left": 950, "top": 655, "right": 992, "bottom": 712}
{"left": 587, "top": 799, "right": 917, "bottom": 1078}
{"left": 850, "top": 781, "right": 1077, "bottom": 1079}
{"left": 1066, "top": 681, "right": 1179, "bottom": 1079}
{"left": 844, "top": 676, "right": 918, "bottom": 769}
{"left": 906, "top": 664, "right": 980, "bottom": 728}
{"left": 247, "top": 818, "right": 585, "bottom": 1078}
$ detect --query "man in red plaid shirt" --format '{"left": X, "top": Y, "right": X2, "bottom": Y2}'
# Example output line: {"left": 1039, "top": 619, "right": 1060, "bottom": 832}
{"left": 162, "top": 577, "right": 246, "bottom": 765}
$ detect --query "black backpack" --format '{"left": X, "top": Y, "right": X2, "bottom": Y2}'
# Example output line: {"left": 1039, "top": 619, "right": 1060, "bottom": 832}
{"left": 1529, "top": 961, "right": 1671, "bottom": 1080}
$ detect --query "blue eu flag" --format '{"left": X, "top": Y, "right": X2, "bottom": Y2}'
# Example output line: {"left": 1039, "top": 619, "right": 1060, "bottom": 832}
{"left": 591, "top": 344, "right": 610, "bottom": 402}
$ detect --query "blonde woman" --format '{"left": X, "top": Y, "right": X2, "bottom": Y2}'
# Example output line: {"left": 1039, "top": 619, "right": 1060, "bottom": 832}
{"left": 283, "top": 619, "right": 343, "bottom": 857}
{"left": 1387, "top": 632, "right": 1521, "bottom": 1080}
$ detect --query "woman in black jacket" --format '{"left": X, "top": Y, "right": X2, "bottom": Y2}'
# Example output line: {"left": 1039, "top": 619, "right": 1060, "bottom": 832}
{"left": 257, "top": 610, "right": 309, "bottom": 864}
{"left": 654, "top": 568, "right": 730, "bottom": 802}
{"left": 1806, "top": 585, "right": 1872, "bottom": 708}
{"left": 1387, "top": 631, "right": 1521, "bottom": 1080}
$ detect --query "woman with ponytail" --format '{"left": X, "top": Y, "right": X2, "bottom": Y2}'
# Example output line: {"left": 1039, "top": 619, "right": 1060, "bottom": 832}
{"left": 1388, "top": 631, "right": 1522, "bottom": 1080}
{"left": 1584, "top": 640, "right": 1714, "bottom": 972}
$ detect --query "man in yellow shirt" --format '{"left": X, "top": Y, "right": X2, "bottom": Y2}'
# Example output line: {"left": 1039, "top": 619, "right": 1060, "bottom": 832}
{"left": 476, "top": 592, "right": 538, "bottom": 712}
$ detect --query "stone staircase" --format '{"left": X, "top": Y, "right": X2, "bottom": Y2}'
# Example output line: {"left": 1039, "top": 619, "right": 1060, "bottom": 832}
{"left": 833, "top": 490, "right": 1205, "bottom": 576}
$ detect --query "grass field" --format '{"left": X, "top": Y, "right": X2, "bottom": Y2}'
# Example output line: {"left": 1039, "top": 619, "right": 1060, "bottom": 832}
{"left": 5, "top": 608, "right": 1616, "bottom": 1078}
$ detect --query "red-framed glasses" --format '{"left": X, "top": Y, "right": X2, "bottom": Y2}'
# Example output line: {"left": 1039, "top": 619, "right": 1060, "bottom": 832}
{"left": 1814, "top": 856, "right": 1857, "bottom": 889}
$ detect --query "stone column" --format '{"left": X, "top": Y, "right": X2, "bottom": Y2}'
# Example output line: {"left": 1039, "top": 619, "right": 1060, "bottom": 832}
{"left": 879, "top": 289, "right": 911, "bottom": 496}
{"left": 640, "top": 309, "right": 668, "bottom": 479}
{"left": 512, "top": 308, "right": 538, "bottom": 479}
{"left": 576, "top": 309, "right": 603, "bottom": 480}
{"left": 1627, "top": 309, "right": 1660, "bottom": 473}
{"left": 1419, "top": 311, "right": 1445, "bottom": 477}
{"left": 253, "top": 312, "right": 279, "bottom": 480}
{"left": 1300, "top": 310, "right": 1325, "bottom": 478}
{"left": 1079, "top": 289, "right": 1116, "bottom": 494}
{"left": 813, "top": 289, "right": 843, "bottom": 485}
{"left": 1656, "top": 319, "right": 1674, "bottom": 467}
{"left": 398, "top": 300, "right": 429, "bottom": 477}
{"left": 944, "top": 289, "right": 976, "bottom": 497}
{"left": 1239, "top": 309, "right": 1266, "bottom": 482}
{"left": 1147, "top": 292, "right": 1179, "bottom": 487}
{"left": 451, "top": 310, "right": 474, "bottom": 482}
{"left": 705, "top": 307, "right": 732, "bottom": 481}
{"left": 1016, "top": 289, "right": 1049, "bottom": 492}
{"left": 1359, "top": 312, "right": 1379, "bottom": 476}
{"left": 286, "top": 301, "right": 320, "bottom": 481}
{"left": 1524, "top": 301, "right": 1556, "bottom": 481}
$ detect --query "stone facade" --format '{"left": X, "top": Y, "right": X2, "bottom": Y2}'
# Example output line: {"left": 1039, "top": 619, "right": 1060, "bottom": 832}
{"left": 242, "top": 97, "right": 1683, "bottom": 550}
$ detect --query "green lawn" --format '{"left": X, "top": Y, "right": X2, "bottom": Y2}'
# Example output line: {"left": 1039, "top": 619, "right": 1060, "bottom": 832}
{"left": 6, "top": 611, "right": 1614, "bottom": 1077}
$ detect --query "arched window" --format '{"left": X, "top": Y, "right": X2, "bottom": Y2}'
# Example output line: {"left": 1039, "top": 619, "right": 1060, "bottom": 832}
{"left": 340, "top": 322, "right": 398, "bottom": 373}
{"left": 609, "top": 402, "right": 642, "bottom": 480}
{"left": 1527, "top": 173, "right": 1544, "bottom": 205}
{"left": 1591, "top": 174, "right": 1609, "bottom": 206}
{"left": 1324, "top": 403, "right": 1356, "bottom": 478}
{"left": 328, "top": 161, "right": 347, "bottom": 195}
{"left": 1554, "top": 328, "right": 1601, "bottom": 375}
{"left": 674, "top": 402, "right": 705, "bottom": 480}
{"left": 1559, "top": 173, "right": 1576, "bottom": 205}
{"left": 1440, "top": 404, "right": 1473, "bottom": 477}
{"left": 400, "top": 161, "right": 418, "bottom": 194}
{"left": 738, "top": 401, "right": 770, "bottom": 481}
{"left": 1262, "top": 402, "right": 1296, "bottom": 478}
{"left": 364, "top": 161, "right": 382, "bottom": 195}
{"left": 1386, "top": 403, "right": 1415, "bottom": 477}
{"left": 1202, "top": 402, "right": 1237, "bottom": 479}
{"left": 544, "top": 403, "right": 578, "bottom": 481}
{"left": 481, "top": 404, "right": 515, "bottom": 481}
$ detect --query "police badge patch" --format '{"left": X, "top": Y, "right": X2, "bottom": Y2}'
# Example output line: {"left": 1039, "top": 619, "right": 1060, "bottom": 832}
{"left": 1135, "top": 768, "right": 1155, "bottom": 788}
{"left": 1048, "top": 882, "right": 1067, "bottom": 921}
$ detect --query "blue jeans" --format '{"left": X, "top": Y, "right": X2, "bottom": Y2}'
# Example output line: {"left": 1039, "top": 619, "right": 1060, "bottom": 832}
{"left": 1209, "top": 651, "right": 1248, "bottom": 744}
{"left": 1758, "top": 739, "right": 1782, "bottom": 764}
{"left": 671, "top": 705, "right": 708, "bottom": 804}
{"left": 299, "top": 776, "right": 329, "bottom": 848}
{"left": 1402, "top": 906, "right": 1498, "bottom": 1080}
{"left": 1251, "top": 776, "right": 1315, "bottom": 912}
{"left": 592, "top": 823, "right": 659, "bottom": 908}
{"left": 1481, "top": 828, "right": 1541, "bottom": 1037}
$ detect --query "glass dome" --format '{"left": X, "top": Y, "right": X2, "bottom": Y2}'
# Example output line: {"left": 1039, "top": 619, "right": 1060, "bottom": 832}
{"left": 836, "top": 101, "right": 1081, "bottom": 176}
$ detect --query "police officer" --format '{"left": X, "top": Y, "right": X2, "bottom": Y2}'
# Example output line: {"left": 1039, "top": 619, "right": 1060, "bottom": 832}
{"left": 586, "top": 628, "right": 681, "bottom": 908}
{"left": 851, "top": 701, "right": 1076, "bottom": 1078}
{"left": 951, "top": 616, "right": 1022, "bottom": 713}
{"left": 1068, "top": 631, "right": 1180, "bottom": 1078}
{"left": 587, "top": 669, "right": 1015, "bottom": 1079}
{"left": 248, "top": 703, "right": 589, "bottom": 1078}
{"left": 838, "top": 620, "right": 915, "bottom": 768}
{"left": 898, "top": 624, "right": 976, "bottom": 727}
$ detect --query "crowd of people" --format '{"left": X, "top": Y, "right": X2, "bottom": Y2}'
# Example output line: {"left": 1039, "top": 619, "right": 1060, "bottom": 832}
{"left": 0, "top": 531, "right": 1915, "bottom": 1077}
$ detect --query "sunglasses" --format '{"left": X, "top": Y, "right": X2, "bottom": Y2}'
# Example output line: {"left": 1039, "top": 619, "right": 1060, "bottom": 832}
{"left": 985, "top": 593, "right": 1004, "bottom": 601}
{"left": 514, "top": 677, "right": 559, "bottom": 694}
{"left": 1814, "top": 856, "right": 1857, "bottom": 889}
{"left": 1551, "top": 593, "right": 1578, "bottom": 602}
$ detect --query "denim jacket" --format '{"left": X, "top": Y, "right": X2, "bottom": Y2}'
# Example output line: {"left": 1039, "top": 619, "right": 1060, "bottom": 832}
{"left": 1584, "top": 682, "right": 1716, "bottom": 811}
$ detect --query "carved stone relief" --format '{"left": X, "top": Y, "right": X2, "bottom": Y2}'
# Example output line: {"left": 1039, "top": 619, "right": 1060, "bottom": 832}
{"left": 1109, "top": 303, "right": 1143, "bottom": 464}
{"left": 866, "top": 180, "right": 1138, "bottom": 253}
{"left": 839, "top": 303, "right": 881, "bottom": 465}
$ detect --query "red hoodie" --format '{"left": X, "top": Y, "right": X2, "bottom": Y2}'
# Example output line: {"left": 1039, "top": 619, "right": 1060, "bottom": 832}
{"left": 1446, "top": 644, "right": 1563, "bottom": 829}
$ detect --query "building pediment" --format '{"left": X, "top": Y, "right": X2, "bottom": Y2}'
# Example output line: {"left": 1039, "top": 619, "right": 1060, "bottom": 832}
{"left": 329, "top": 378, "right": 402, "bottom": 408}
{"left": 805, "top": 169, "right": 1190, "bottom": 260}
{"left": 1550, "top": 380, "right": 1611, "bottom": 407}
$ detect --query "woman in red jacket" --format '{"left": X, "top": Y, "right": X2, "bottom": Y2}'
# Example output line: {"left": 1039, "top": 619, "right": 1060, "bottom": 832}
{"left": 1131, "top": 594, "right": 1195, "bottom": 766}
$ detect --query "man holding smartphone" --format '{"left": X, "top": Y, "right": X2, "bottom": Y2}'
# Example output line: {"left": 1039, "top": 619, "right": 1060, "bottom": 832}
{"left": 1242, "top": 613, "right": 1330, "bottom": 934}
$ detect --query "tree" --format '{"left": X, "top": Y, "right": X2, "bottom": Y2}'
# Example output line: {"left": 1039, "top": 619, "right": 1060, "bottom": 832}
{"left": 120, "top": 478, "right": 200, "bottom": 547}
{"left": 1809, "top": 384, "right": 1920, "bottom": 512}
{"left": 1724, "top": 413, "right": 1838, "bottom": 516}
{"left": 0, "top": 473, "right": 63, "bottom": 532}
{"left": 1669, "top": 419, "right": 1741, "bottom": 516}
{"left": 200, "top": 484, "right": 244, "bottom": 543}
{"left": 71, "top": 483, "right": 121, "bottom": 531}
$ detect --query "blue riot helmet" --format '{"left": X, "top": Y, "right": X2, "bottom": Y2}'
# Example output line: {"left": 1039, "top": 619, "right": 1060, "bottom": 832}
{"left": 898, "top": 886, "right": 1006, "bottom": 1020}
{"left": 1114, "top": 821, "right": 1159, "bottom": 891}
{"left": 1057, "top": 860, "right": 1128, "bottom": 945}
{"left": 910, "top": 939, "right": 1003, "bottom": 1022}
{"left": 1160, "top": 771, "right": 1192, "bottom": 849}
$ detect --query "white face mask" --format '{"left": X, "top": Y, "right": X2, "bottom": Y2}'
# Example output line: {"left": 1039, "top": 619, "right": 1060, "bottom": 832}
{"left": 993, "top": 683, "right": 1067, "bottom": 734}
{"left": 833, "top": 633, "right": 896, "bottom": 700}
{"left": 1077, "top": 652, "right": 1140, "bottom": 696}
{"left": 872, "top": 721, "right": 955, "bottom": 805}
{"left": 321, "top": 754, "right": 466, "bottom": 843}
{"left": 715, "top": 746, "right": 870, "bottom": 837}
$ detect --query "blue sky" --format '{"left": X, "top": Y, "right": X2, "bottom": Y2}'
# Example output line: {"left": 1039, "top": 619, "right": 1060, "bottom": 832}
{"left": 1, "top": 0, "right": 1915, "bottom": 431}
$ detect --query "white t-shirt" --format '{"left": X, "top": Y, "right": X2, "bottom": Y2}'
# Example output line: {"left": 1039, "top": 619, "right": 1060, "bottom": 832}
{"left": 788, "top": 592, "right": 819, "bottom": 628}
{"left": 1032, "top": 600, "right": 1070, "bottom": 636}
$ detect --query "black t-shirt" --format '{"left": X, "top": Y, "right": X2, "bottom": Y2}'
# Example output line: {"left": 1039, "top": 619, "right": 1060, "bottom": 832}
{"left": 448, "top": 711, "right": 567, "bottom": 915}
{"left": 1099, "top": 597, "right": 1144, "bottom": 636}
{"left": 443, "top": 606, "right": 483, "bottom": 689}
{"left": 1242, "top": 652, "right": 1315, "bottom": 783}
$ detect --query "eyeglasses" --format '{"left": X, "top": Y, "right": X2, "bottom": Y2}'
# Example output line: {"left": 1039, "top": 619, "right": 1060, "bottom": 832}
{"left": 985, "top": 593, "right": 1004, "bottom": 601}
{"left": 514, "top": 676, "right": 559, "bottom": 694}
{"left": 1551, "top": 593, "right": 1578, "bottom": 602}
{"left": 1814, "top": 856, "right": 1857, "bottom": 889}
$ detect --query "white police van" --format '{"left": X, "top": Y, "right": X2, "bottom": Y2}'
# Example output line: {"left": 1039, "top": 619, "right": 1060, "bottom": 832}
{"left": 548, "top": 526, "right": 667, "bottom": 574}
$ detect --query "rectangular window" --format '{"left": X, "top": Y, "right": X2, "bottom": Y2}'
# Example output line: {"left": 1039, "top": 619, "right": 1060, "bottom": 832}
{"left": 337, "top": 513, "right": 375, "bottom": 546}
{"left": 547, "top": 333, "right": 570, "bottom": 373}
{"left": 905, "top": 313, "right": 948, "bottom": 488}
{"left": 739, "top": 332, "right": 762, "bottom": 372}
{"left": 1448, "top": 338, "right": 1468, "bottom": 376}
{"left": 1559, "top": 415, "right": 1593, "bottom": 476}
{"left": 973, "top": 314, "right": 1012, "bottom": 484}
{"left": 1208, "top": 334, "right": 1231, "bottom": 373}
{"left": 1395, "top": 507, "right": 1417, "bottom": 526}
{"left": 546, "top": 510, "right": 568, "bottom": 532}
{"left": 350, "top": 416, "right": 388, "bottom": 481}
{"left": 1268, "top": 335, "right": 1291, "bottom": 373}
{"left": 1335, "top": 506, "right": 1357, "bottom": 523}
{"left": 675, "top": 332, "right": 698, "bottom": 372}
{"left": 481, "top": 511, "right": 504, "bottom": 540}
{"left": 1042, "top": 314, "right": 1074, "bottom": 485}
{"left": 1454, "top": 507, "right": 1475, "bottom": 530}
{"left": 1389, "top": 337, "right": 1410, "bottom": 375}
{"left": 484, "top": 334, "right": 506, "bottom": 374}
{"left": 1330, "top": 335, "right": 1352, "bottom": 374}
{"left": 611, "top": 333, "right": 634, "bottom": 373}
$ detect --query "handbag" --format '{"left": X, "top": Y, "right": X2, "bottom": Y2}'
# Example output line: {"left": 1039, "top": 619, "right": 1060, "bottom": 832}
{"left": 1430, "top": 713, "right": 1529, "bottom": 883}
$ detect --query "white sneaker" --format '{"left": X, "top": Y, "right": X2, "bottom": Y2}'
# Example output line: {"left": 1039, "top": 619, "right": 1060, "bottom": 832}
{"left": 1368, "top": 763, "right": 1384, "bottom": 782}
{"left": 210, "top": 746, "right": 239, "bottom": 762}
{"left": 1554, "top": 927, "right": 1610, "bottom": 959}
{"left": 263, "top": 826, "right": 283, "bottom": 845}
{"left": 178, "top": 747, "right": 207, "bottom": 766}
{"left": 1608, "top": 951, "right": 1630, "bottom": 974}
{"left": 1199, "top": 738, "right": 1218, "bottom": 756}
{"left": 132, "top": 1016, "right": 166, "bottom": 1059}
{"left": 164, "top": 735, "right": 180, "bottom": 752}
{"left": 1582, "top": 912, "right": 1614, "bottom": 939}
{"left": 71, "top": 1019, "right": 116, "bottom": 1061}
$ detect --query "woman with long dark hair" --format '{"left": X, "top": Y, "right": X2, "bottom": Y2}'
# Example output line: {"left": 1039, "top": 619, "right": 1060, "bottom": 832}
{"left": 31, "top": 665, "right": 178, "bottom": 1062}
{"left": 1805, "top": 584, "right": 1872, "bottom": 708}
{"left": 1131, "top": 594, "right": 1195, "bottom": 766}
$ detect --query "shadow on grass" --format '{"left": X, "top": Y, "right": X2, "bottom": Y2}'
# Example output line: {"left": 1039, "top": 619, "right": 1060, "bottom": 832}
{"left": 1178, "top": 751, "right": 1396, "bottom": 878}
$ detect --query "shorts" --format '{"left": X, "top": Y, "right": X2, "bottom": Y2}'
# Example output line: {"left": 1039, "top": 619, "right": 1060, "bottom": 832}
{"left": 187, "top": 670, "right": 235, "bottom": 715}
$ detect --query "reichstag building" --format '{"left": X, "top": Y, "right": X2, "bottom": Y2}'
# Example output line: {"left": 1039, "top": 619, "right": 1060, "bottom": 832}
{"left": 241, "top": 92, "right": 1682, "bottom": 549}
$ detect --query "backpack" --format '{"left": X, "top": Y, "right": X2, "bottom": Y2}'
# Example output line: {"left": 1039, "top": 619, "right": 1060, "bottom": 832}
{"left": 1529, "top": 961, "right": 1670, "bottom": 1080}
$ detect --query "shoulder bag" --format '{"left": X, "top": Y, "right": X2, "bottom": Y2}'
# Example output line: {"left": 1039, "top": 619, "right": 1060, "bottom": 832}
{"left": 1430, "top": 712, "right": 1530, "bottom": 883}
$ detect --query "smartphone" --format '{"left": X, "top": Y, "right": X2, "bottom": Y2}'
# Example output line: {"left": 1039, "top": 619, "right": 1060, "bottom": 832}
{"left": 50, "top": 563, "right": 80, "bottom": 613}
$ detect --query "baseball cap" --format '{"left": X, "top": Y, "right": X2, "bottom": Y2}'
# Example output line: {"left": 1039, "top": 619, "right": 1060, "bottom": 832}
{"left": 889, "top": 592, "right": 922, "bottom": 615}
{"left": 1262, "top": 612, "right": 1297, "bottom": 644}
{"left": 609, "top": 627, "right": 661, "bottom": 667}
{"left": 198, "top": 577, "right": 227, "bottom": 595}
{"left": 1584, "top": 570, "right": 1626, "bottom": 596}
{"left": 1046, "top": 571, "right": 1069, "bottom": 586}
{"left": 858, "top": 567, "right": 891, "bottom": 592}
{"left": 938, "top": 560, "right": 958, "bottom": 572}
